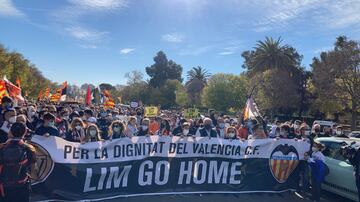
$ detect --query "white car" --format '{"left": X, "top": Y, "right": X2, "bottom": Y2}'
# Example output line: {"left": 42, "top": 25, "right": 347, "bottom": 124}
{"left": 315, "top": 137, "right": 358, "bottom": 201}
{"left": 349, "top": 131, "right": 360, "bottom": 138}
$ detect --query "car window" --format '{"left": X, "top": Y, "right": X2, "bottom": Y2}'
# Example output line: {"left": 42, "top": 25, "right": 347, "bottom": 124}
{"left": 327, "top": 142, "right": 346, "bottom": 161}
{"left": 318, "top": 141, "right": 346, "bottom": 161}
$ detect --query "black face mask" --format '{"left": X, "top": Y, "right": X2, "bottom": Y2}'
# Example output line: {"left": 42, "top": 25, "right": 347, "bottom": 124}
{"left": 137, "top": 112, "right": 142, "bottom": 116}
{"left": 315, "top": 129, "right": 320, "bottom": 133}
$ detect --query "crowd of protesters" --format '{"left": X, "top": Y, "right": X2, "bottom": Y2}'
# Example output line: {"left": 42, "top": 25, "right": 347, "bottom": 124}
{"left": 0, "top": 95, "right": 349, "bottom": 202}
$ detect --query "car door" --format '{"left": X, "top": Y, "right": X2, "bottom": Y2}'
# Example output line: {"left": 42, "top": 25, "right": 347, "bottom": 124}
{"left": 321, "top": 141, "right": 357, "bottom": 200}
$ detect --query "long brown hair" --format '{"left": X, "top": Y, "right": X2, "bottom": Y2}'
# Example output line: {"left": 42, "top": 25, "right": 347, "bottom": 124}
{"left": 70, "top": 117, "right": 85, "bottom": 130}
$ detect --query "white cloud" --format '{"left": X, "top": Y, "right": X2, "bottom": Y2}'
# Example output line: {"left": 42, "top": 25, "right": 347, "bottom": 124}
{"left": 79, "top": 44, "right": 98, "bottom": 49}
{"left": 65, "top": 26, "right": 108, "bottom": 41}
{"left": 68, "top": 0, "right": 128, "bottom": 11}
{"left": 119, "top": 48, "right": 135, "bottom": 54}
{"left": 162, "top": 33, "right": 185, "bottom": 43}
{"left": 247, "top": 0, "right": 360, "bottom": 32}
{"left": 0, "top": 0, "right": 24, "bottom": 17}
{"left": 219, "top": 51, "right": 235, "bottom": 55}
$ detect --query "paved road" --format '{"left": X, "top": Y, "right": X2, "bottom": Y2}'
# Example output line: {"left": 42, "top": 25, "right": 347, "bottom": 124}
{"left": 32, "top": 190, "right": 355, "bottom": 202}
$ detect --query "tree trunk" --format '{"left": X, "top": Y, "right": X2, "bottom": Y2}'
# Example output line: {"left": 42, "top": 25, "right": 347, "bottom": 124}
{"left": 351, "top": 102, "right": 358, "bottom": 130}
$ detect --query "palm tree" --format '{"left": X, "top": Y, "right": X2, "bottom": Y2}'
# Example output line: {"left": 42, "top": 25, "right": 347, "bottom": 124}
{"left": 186, "top": 66, "right": 211, "bottom": 84}
{"left": 252, "top": 37, "right": 297, "bottom": 73}
{"left": 185, "top": 66, "right": 211, "bottom": 106}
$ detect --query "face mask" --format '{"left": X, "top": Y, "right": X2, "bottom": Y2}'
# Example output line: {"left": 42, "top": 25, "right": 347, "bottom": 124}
{"left": 113, "top": 127, "right": 120, "bottom": 132}
{"left": 205, "top": 124, "right": 212, "bottom": 130}
{"left": 63, "top": 116, "right": 69, "bottom": 120}
{"left": 247, "top": 121, "right": 252, "bottom": 129}
{"left": 280, "top": 131, "right": 285, "bottom": 136}
{"left": 304, "top": 131, "right": 310, "bottom": 136}
{"left": 183, "top": 129, "right": 189, "bottom": 135}
{"left": 28, "top": 111, "right": 35, "bottom": 117}
{"left": 336, "top": 131, "right": 341, "bottom": 135}
{"left": 137, "top": 112, "right": 142, "bottom": 116}
{"left": 225, "top": 123, "right": 230, "bottom": 128}
{"left": 48, "top": 121, "right": 55, "bottom": 127}
{"left": 8, "top": 116, "right": 17, "bottom": 124}
{"left": 228, "top": 133, "right": 235, "bottom": 138}
{"left": 75, "top": 125, "right": 82, "bottom": 130}
{"left": 100, "top": 113, "right": 107, "bottom": 118}
{"left": 89, "top": 130, "right": 97, "bottom": 137}
{"left": 219, "top": 123, "right": 225, "bottom": 129}
{"left": 315, "top": 129, "right": 320, "bottom": 133}
{"left": 312, "top": 147, "right": 318, "bottom": 152}
{"left": 142, "top": 125, "right": 148, "bottom": 130}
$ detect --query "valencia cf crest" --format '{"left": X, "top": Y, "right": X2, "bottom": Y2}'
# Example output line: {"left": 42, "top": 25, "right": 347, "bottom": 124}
{"left": 29, "top": 141, "right": 54, "bottom": 185}
{"left": 269, "top": 144, "right": 299, "bottom": 183}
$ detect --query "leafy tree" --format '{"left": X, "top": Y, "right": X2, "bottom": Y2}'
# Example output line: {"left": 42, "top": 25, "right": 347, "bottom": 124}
{"left": 121, "top": 71, "right": 149, "bottom": 104}
{"left": 0, "top": 44, "right": 55, "bottom": 99}
{"left": 312, "top": 36, "right": 360, "bottom": 129}
{"left": 146, "top": 51, "right": 183, "bottom": 88}
{"left": 148, "top": 79, "right": 183, "bottom": 108}
{"left": 201, "top": 74, "right": 247, "bottom": 112}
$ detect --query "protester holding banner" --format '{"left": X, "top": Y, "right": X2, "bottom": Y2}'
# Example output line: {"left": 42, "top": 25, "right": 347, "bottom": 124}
{"left": 157, "top": 119, "right": 171, "bottom": 136}
{"left": 35, "top": 113, "right": 59, "bottom": 137}
{"left": 224, "top": 126, "right": 238, "bottom": 140}
{"left": 125, "top": 116, "right": 138, "bottom": 137}
{"left": 108, "top": 120, "right": 126, "bottom": 139}
{"left": 196, "top": 118, "right": 218, "bottom": 138}
{"left": 137, "top": 118, "right": 150, "bottom": 136}
{"left": 66, "top": 118, "right": 85, "bottom": 143}
{"left": 84, "top": 124, "right": 102, "bottom": 143}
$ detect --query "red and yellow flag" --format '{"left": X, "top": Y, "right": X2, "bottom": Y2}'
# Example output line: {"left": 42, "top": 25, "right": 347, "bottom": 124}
{"left": 45, "top": 87, "right": 50, "bottom": 98}
{"left": 103, "top": 90, "right": 115, "bottom": 109}
{"left": 38, "top": 90, "right": 43, "bottom": 101}
{"left": 50, "top": 81, "right": 67, "bottom": 102}
{"left": 16, "top": 76, "right": 21, "bottom": 88}
{"left": 0, "top": 80, "right": 8, "bottom": 103}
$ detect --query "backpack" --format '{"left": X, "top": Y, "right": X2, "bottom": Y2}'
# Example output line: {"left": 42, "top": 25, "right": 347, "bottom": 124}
{"left": 0, "top": 140, "right": 30, "bottom": 188}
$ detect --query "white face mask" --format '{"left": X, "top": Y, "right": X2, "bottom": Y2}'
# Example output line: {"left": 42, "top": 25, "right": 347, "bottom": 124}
{"left": 336, "top": 131, "right": 341, "bottom": 135}
{"left": 228, "top": 133, "right": 235, "bottom": 138}
{"left": 304, "top": 131, "right": 310, "bottom": 136}
{"left": 75, "top": 125, "right": 82, "bottom": 131}
{"left": 89, "top": 130, "right": 97, "bottom": 137}
{"left": 8, "top": 116, "right": 17, "bottom": 124}
{"left": 142, "top": 125, "right": 148, "bottom": 130}
{"left": 183, "top": 129, "right": 189, "bottom": 135}
{"left": 113, "top": 127, "right": 120, "bottom": 133}
{"left": 312, "top": 147, "right": 318, "bottom": 152}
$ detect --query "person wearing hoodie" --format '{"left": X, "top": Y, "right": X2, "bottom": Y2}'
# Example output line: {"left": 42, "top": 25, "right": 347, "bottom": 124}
{"left": 305, "top": 142, "right": 326, "bottom": 202}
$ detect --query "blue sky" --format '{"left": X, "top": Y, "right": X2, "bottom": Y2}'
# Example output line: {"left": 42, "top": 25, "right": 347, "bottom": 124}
{"left": 1, "top": 0, "right": 360, "bottom": 86}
